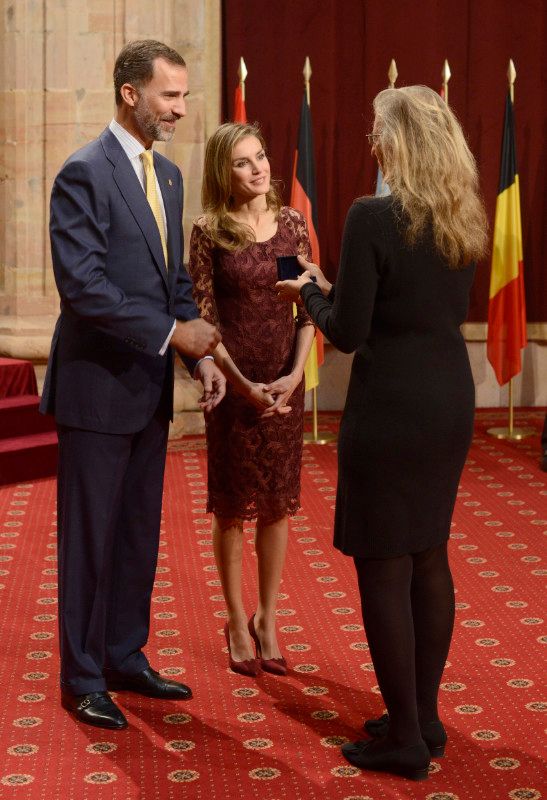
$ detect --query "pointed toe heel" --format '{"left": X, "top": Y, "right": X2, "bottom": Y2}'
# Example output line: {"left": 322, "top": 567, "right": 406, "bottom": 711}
{"left": 223, "top": 623, "right": 259, "bottom": 677}
{"left": 248, "top": 614, "right": 288, "bottom": 676}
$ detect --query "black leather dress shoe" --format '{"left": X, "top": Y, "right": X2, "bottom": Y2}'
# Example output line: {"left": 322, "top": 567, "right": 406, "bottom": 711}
{"left": 61, "top": 690, "right": 128, "bottom": 729}
{"left": 104, "top": 666, "right": 192, "bottom": 700}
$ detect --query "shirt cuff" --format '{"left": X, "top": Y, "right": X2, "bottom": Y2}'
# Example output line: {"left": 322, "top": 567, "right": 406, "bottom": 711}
{"left": 193, "top": 355, "right": 214, "bottom": 379}
{"left": 159, "top": 320, "right": 177, "bottom": 355}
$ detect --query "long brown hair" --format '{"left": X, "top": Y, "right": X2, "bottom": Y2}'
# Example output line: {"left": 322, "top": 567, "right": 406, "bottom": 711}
{"left": 200, "top": 122, "right": 283, "bottom": 251}
{"left": 373, "top": 85, "right": 488, "bottom": 267}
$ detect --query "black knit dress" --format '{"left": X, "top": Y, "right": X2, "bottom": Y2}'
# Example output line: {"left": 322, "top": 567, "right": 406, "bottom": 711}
{"left": 301, "top": 197, "right": 475, "bottom": 558}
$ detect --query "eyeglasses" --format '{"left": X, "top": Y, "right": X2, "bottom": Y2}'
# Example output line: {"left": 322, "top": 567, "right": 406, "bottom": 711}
{"left": 366, "top": 133, "right": 381, "bottom": 145}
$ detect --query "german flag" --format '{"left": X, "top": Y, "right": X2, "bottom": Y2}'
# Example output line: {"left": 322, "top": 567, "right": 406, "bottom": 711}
{"left": 290, "top": 91, "right": 324, "bottom": 390}
{"left": 487, "top": 91, "right": 527, "bottom": 386}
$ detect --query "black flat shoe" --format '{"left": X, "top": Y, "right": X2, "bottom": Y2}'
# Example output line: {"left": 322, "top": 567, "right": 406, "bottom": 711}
{"left": 61, "top": 690, "right": 128, "bottom": 729}
{"left": 363, "top": 714, "right": 447, "bottom": 757}
{"left": 341, "top": 738, "right": 430, "bottom": 781}
{"left": 104, "top": 667, "right": 192, "bottom": 700}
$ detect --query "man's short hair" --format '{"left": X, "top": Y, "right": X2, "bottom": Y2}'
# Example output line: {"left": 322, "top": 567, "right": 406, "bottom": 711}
{"left": 113, "top": 40, "right": 186, "bottom": 105}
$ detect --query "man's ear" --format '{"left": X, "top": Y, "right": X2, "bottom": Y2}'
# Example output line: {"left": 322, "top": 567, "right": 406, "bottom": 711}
{"left": 120, "top": 83, "right": 139, "bottom": 107}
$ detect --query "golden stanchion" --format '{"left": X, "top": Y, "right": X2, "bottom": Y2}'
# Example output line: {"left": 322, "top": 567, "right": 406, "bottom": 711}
{"left": 303, "top": 387, "right": 337, "bottom": 445}
{"left": 487, "top": 378, "right": 535, "bottom": 441}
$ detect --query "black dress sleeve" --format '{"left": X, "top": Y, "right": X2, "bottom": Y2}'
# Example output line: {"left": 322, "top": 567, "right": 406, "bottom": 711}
{"left": 300, "top": 200, "right": 385, "bottom": 353}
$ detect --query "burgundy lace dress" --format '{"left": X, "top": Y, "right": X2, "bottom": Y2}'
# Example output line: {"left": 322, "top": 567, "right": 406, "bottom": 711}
{"left": 189, "top": 207, "right": 314, "bottom": 523}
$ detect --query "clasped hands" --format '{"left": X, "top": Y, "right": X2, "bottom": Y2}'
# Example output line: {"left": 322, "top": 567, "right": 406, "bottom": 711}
{"left": 247, "top": 373, "right": 301, "bottom": 418}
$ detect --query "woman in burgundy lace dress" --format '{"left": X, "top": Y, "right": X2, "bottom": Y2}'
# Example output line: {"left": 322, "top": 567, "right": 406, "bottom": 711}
{"left": 188, "top": 122, "right": 315, "bottom": 677}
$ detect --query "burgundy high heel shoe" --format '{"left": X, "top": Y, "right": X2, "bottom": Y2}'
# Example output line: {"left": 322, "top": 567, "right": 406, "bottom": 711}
{"left": 223, "top": 623, "right": 260, "bottom": 677}
{"left": 248, "top": 614, "right": 287, "bottom": 676}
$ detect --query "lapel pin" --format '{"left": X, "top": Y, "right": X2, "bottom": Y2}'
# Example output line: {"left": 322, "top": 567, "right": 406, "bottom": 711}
{"left": 168, "top": 179, "right": 173, "bottom": 186}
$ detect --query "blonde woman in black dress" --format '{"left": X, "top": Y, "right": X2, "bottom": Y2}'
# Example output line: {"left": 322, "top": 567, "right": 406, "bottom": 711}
{"left": 278, "top": 86, "right": 488, "bottom": 780}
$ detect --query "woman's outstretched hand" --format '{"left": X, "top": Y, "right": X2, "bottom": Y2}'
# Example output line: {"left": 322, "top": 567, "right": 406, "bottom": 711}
{"left": 276, "top": 255, "right": 332, "bottom": 301}
{"left": 296, "top": 255, "right": 332, "bottom": 295}
{"left": 275, "top": 271, "right": 313, "bottom": 302}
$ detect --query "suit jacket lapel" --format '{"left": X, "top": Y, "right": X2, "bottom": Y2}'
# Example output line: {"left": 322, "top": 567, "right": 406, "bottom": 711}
{"left": 154, "top": 154, "right": 182, "bottom": 295}
{"left": 101, "top": 129, "right": 169, "bottom": 291}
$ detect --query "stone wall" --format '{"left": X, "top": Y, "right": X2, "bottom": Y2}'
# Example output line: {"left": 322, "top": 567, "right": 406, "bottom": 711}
{"left": 0, "top": 0, "right": 221, "bottom": 434}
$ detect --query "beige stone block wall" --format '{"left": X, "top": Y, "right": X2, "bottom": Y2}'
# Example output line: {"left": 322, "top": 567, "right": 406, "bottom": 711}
{"left": 0, "top": 0, "right": 221, "bottom": 434}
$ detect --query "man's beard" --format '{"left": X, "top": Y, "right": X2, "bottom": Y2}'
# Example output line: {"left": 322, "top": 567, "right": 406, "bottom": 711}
{"left": 134, "top": 94, "right": 175, "bottom": 143}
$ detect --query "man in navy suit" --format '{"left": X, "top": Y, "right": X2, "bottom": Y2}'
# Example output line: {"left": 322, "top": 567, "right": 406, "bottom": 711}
{"left": 41, "top": 40, "right": 225, "bottom": 729}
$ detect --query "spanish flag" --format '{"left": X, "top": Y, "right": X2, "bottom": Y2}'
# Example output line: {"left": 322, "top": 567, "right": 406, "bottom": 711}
{"left": 233, "top": 84, "right": 247, "bottom": 123}
{"left": 290, "top": 90, "right": 324, "bottom": 391}
{"left": 487, "top": 91, "right": 527, "bottom": 386}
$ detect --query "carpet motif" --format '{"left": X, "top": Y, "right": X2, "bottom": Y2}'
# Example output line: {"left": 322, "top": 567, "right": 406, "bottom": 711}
{"left": 0, "top": 410, "right": 545, "bottom": 799}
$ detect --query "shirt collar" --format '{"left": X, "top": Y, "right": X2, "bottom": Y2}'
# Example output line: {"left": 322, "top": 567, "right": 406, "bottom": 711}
{"left": 109, "top": 118, "right": 150, "bottom": 161}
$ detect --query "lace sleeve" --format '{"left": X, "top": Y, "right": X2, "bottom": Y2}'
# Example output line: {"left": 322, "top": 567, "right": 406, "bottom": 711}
{"left": 188, "top": 222, "right": 220, "bottom": 327}
{"left": 286, "top": 209, "right": 315, "bottom": 330}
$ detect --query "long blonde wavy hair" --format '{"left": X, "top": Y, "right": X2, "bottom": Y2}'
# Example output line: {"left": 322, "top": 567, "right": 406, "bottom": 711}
{"left": 200, "top": 122, "right": 283, "bottom": 251}
{"left": 372, "top": 85, "right": 488, "bottom": 267}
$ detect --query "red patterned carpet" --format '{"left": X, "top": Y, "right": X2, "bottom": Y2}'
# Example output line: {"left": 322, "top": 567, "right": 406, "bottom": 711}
{"left": 1, "top": 410, "right": 545, "bottom": 800}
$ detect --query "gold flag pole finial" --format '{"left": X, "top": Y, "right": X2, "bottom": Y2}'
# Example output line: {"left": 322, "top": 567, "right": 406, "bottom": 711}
{"left": 303, "top": 56, "right": 312, "bottom": 106}
{"left": 508, "top": 58, "right": 516, "bottom": 103}
{"left": 442, "top": 59, "right": 451, "bottom": 104}
{"left": 388, "top": 58, "right": 398, "bottom": 88}
{"left": 238, "top": 57, "right": 248, "bottom": 101}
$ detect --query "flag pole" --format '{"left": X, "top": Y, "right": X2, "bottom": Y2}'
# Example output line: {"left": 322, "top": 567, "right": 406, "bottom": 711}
{"left": 487, "top": 59, "right": 533, "bottom": 442}
{"left": 388, "top": 58, "right": 398, "bottom": 89}
{"left": 238, "top": 57, "right": 247, "bottom": 101}
{"left": 301, "top": 57, "right": 335, "bottom": 446}
{"left": 442, "top": 59, "right": 451, "bottom": 103}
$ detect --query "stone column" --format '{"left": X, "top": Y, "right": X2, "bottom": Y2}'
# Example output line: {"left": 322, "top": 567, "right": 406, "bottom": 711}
{"left": 0, "top": 0, "right": 221, "bottom": 435}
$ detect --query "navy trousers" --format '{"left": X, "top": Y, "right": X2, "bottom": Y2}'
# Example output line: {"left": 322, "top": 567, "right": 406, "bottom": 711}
{"left": 56, "top": 412, "right": 169, "bottom": 695}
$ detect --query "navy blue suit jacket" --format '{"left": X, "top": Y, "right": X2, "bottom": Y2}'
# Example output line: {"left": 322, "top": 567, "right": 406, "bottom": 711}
{"left": 41, "top": 128, "right": 199, "bottom": 434}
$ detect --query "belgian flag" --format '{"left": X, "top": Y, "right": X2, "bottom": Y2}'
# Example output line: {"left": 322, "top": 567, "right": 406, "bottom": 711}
{"left": 487, "top": 91, "right": 527, "bottom": 385}
{"left": 290, "top": 91, "right": 324, "bottom": 390}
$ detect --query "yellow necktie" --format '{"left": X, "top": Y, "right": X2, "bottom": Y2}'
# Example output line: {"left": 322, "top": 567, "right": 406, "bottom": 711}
{"left": 140, "top": 150, "right": 168, "bottom": 268}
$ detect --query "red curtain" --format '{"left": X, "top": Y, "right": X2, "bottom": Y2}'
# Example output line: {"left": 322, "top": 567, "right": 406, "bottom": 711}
{"left": 222, "top": 0, "right": 546, "bottom": 323}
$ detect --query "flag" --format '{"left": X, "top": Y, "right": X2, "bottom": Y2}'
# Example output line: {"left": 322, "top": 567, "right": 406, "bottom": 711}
{"left": 290, "top": 90, "right": 324, "bottom": 391}
{"left": 487, "top": 91, "right": 527, "bottom": 385}
{"left": 234, "top": 84, "right": 247, "bottom": 123}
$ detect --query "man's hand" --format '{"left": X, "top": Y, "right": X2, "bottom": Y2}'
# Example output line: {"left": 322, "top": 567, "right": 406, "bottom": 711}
{"left": 195, "top": 359, "right": 226, "bottom": 412}
{"left": 171, "top": 318, "right": 221, "bottom": 359}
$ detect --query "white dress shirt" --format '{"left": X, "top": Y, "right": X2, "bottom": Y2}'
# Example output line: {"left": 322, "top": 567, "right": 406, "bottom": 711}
{"left": 108, "top": 119, "right": 175, "bottom": 355}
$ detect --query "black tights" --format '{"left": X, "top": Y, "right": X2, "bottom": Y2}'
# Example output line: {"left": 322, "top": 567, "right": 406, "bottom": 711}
{"left": 354, "top": 542, "right": 455, "bottom": 746}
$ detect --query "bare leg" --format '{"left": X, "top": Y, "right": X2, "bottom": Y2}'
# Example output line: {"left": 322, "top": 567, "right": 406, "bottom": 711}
{"left": 212, "top": 514, "right": 254, "bottom": 662}
{"left": 253, "top": 515, "right": 288, "bottom": 660}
